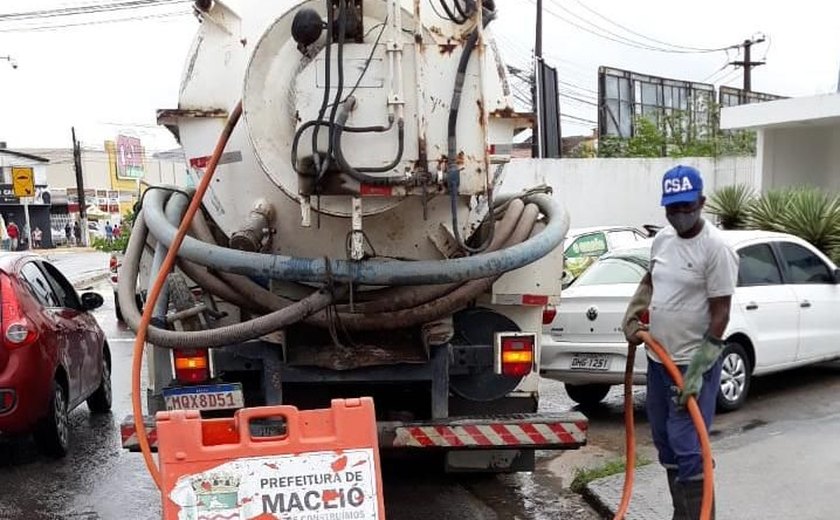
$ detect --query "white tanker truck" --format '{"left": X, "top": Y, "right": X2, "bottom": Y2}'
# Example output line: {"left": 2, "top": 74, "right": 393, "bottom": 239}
{"left": 120, "top": 0, "right": 587, "bottom": 472}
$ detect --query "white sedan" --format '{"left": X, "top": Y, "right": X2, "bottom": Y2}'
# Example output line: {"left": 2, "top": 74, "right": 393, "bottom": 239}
{"left": 541, "top": 230, "right": 840, "bottom": 411}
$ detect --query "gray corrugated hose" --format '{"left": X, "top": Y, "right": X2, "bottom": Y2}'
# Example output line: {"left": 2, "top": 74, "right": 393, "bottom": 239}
{"left": 190, "top": 198, "right": 525, "bottom": 315}
{"left": 118, "top": 210, "right": 336, "bottom": 348}
{"left": 319, "top": 202, "right": 540, "bottom": 331}
{"left": 141, "top": 188, "right": 569, "bottom": 286}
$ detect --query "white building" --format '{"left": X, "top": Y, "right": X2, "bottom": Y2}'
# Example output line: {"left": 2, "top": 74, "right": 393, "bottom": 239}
{"left": 720, "top": 93, "right": 840, "bottom": 192}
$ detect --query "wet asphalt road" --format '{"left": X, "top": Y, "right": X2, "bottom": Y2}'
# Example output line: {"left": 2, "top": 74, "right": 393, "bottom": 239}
{"left": 1, "top": 258, "right": 840, "bottom": 518}
{"left": 0, "top": 280, "right": 598, "bottom": 520}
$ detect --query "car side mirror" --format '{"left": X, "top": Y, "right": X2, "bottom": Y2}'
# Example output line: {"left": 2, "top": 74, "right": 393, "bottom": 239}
{"left": 834, "top": 268, "right": 840, "bottom": 284}
{"left": 80, "top": 292, "right": 104, "bottom": 312}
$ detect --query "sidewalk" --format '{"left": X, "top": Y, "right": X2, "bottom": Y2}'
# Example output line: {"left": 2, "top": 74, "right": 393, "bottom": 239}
{"left": 584, "top": 411, "right": 840, "bottom": 519}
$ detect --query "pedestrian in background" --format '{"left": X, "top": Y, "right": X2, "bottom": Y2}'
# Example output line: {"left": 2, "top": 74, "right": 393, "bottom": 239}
{"left": 623, "top": 165, "right": 739, "bottom": 519}
{"left": 105, "top": 221, "right": 113, "bottom": 243}
{"left": 73, "top": 221, "right": 82, "bottom": 247}
{"left": 7, "top": 221, "right": 20, "bottom": 251}
{"left": 32, "top": 227, "right": 42, "bottom": 249}
{"left": 64, "top": 221, "right": 72, "bottom": 246}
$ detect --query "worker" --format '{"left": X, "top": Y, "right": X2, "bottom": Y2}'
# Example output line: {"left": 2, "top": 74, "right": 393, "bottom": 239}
{"left": 622, "top": 165, "right": 739, "bottom": 519}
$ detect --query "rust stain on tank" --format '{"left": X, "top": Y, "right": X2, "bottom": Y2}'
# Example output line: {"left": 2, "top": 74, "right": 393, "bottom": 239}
{"left": 439, "top": 42, "right": 457, "bottom": 55}
{"left": 490, "top": 106, "right": 517, "bottom": 118}
{"left": 476, "top": 99, "right": 485, "bottom": 127}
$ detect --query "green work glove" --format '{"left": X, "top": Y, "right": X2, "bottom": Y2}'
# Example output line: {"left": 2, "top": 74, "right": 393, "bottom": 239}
{"left": 679, "top": 334, "right": 725, "bottom": 405}
{"left": 621, "top": 279, "right": 651, "bottom": 346}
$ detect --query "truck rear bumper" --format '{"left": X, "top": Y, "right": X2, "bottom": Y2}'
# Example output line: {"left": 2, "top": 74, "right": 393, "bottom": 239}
{"left": 121, "top": 412, "right": 587, "bottom": 452}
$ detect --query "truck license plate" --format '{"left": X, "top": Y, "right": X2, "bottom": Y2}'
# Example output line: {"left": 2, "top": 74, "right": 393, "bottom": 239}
{"left": 570, "top": 354, "right": 610, "bottom": 371}
{"left": 163, "top": 383, "right": 244, "bottom": 411}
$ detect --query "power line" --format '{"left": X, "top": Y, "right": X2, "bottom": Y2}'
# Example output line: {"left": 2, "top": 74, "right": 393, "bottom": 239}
{"left": 0, "top": 0, "right": 189, "bottom": 21}
{"left": 0, "top": 8, "right": 191, "bottom": 32}
{"left": 569, "top": 0, "right": 726, "bottom": 52}
{"left": 534, "top": 0, "right": 739, "bottom": 55}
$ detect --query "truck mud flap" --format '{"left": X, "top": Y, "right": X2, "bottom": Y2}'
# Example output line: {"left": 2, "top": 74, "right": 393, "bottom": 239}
{"left": 122, "top": 412, "right": 588, "bottom": 453}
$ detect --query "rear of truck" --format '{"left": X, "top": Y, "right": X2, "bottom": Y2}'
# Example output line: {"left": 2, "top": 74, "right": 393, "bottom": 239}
{"left": 120, "top": 0, "right": 586, "bottom": 472}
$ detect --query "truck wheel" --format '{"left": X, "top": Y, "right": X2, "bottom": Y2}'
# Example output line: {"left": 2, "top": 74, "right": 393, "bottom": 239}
{"left": 717, "top": 341, "right": 751, "bottom": 412}
{"left": 86, "top": 348, "right": 113, "bottom": 413}
{"left": 564, "top": 383, "right": 611, "bottom": 407}
{"left": 34, "top": 380, "right": 70, "bottom": 458}
{"left": 114, "top": 291, "right": 123, "bottom": 322}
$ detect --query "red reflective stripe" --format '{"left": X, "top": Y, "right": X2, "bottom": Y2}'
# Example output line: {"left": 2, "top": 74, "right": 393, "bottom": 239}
{"left": 489, "top": 423, "right": 518, "bottom": 444}
{"left": 435, "top": 426, "right": 464, "bottom": 447}
{"left": 518, "top": 422, "right": 549, "bottom": 444}
{"left": 409, "top": 427, "right": 435, "bottom": 447}
{"left": 147, "top": 428, "right": 159, "bottom": 446}
{"left": 522, "top": 294, "right": 549, "bottom": 305}
{"left": 547, "top": 423, "right": 577, "bottom": 444}
{"left": 461, "top": 425, "right": 493, "bottom": 446}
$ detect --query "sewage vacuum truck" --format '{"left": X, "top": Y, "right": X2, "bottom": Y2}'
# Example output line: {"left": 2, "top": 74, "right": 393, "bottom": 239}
{"left": 120, "top": 0, "right": 587, "bottom": 472}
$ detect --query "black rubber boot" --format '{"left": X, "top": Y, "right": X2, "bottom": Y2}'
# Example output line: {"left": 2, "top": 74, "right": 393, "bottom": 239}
{"left": 667, "top": 470, "right": 687, "bottom": 520}
{"left": 681, "top": 479, "right": 715, "bottom": 520}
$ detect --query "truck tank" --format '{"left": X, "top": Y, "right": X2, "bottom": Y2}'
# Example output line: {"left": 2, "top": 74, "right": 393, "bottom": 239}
{"left": 121, "top": 0, "right": 585, "bottom": 473}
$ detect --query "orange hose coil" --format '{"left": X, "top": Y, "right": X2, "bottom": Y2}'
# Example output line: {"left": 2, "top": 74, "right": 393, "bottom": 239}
{"left": 613, "top": 331, "right": 714, "bottom": 520}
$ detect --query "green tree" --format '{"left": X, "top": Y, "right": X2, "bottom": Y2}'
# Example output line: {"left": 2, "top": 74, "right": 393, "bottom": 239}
{"left": 598, "top": 106, "right": 755, "bottom": 158}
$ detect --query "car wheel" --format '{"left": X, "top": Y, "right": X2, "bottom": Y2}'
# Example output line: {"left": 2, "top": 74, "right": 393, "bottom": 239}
{"left": 717, "top": 341, "right": 751, "bottom": 412}
{"left": 86, "top": 351, "right": 113, "bottom": 413}
{"left": 564, "top": 383, "right": 611, "bottom": 407}
{"left": 34, "top": 380, "right": 70, "bottom": 458}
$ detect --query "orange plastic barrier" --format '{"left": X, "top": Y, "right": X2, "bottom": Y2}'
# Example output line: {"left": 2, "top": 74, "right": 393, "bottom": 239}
{"left": 157, "top": 398, "right": 386, "bottom": 520}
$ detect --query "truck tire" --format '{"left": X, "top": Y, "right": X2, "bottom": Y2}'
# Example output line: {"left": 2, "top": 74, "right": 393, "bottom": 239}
{"left": 114, "top": 291, "right": 123, "bottom": 322}
{"left": 167, "top": 273, "right": 204, "bottom": 332}
{"left": 564, "top": 383, "right": 611, "bottom": 407}
{"left": 717, "top": 341, "right": 751, "bottom": 412}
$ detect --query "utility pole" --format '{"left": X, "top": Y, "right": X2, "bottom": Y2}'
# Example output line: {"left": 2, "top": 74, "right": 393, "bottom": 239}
{"left": 532, "top": 0, "right": 543, "bottom": 158}
{"left": 71, "top": 127, "right": 88, "bottom": 247}
{"left": 731, "top": 36, "right": 766, "bottom": 94}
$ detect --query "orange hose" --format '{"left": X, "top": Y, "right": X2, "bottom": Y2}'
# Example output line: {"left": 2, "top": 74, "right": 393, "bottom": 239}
{"left": 614, "top": 331, "right": 714, "bottom": 520}
{"left": 613, "top": 343, "right": 636, "bottom": 519}
{"left": 131, "top": 101, "right": 243, "bottom": 489}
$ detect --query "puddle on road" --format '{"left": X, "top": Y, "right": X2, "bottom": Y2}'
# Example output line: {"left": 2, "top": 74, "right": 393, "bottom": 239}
{"left": 463, "top": 467, "right": 599, "bottom": 519}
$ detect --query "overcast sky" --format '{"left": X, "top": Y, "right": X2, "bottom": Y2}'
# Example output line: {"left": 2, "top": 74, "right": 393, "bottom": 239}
{"left": 0, "top": 0, "right": 837, "bottom": 150}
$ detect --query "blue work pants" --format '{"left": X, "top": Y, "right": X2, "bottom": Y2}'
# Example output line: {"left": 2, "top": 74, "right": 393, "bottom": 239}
{"left": 646, "top": 358, "right": 722, "bottom": 482}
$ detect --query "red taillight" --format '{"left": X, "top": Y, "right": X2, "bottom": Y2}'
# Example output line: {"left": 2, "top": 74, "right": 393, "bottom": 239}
{"left": 173, "top": 348, "right": 210, "bottom": 384}
{"left": 542, "top": 304, "right": 557, "bottom": 325}
{"left": 1, "top": 274, "right": 38, "bottom": 350}
{"left": 499, "top": 334, "right": 535, "bottom": 377}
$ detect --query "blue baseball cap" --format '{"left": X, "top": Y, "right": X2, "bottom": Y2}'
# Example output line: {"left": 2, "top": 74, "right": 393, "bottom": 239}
{"left": 661, "top": 165, "right": 703, "bottom": 206}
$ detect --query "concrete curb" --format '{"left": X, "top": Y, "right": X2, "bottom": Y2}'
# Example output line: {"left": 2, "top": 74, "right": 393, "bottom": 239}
{"left": 71, "top": 270, "right": 110, "bottom": 290}
{"left": 582, "top": 464, "right": 669, "bottom": 520}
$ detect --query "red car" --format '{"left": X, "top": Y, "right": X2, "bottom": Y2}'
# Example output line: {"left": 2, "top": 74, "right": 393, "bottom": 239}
{"left": 0, "top": 254, "right": 110, "bottom": 457}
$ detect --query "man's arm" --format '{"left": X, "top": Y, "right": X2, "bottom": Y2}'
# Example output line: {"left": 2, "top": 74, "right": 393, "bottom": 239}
{"left": 622, "top": 272, "right": 652, "bottom": 345}
{"left": 707, "top": 295, "right": 732, "bottom": 340}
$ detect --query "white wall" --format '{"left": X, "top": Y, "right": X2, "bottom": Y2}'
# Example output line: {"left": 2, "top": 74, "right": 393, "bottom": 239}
{"left": 499, "top": 157, "right": 756, "bottom": 230}
{"left": 760, "top": 126, "right": 840, "bottom": 191}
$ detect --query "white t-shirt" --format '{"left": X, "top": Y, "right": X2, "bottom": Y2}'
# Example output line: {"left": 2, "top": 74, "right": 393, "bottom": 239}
{"left": 648, "top": 220, "right": 739, "bottom": 364}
